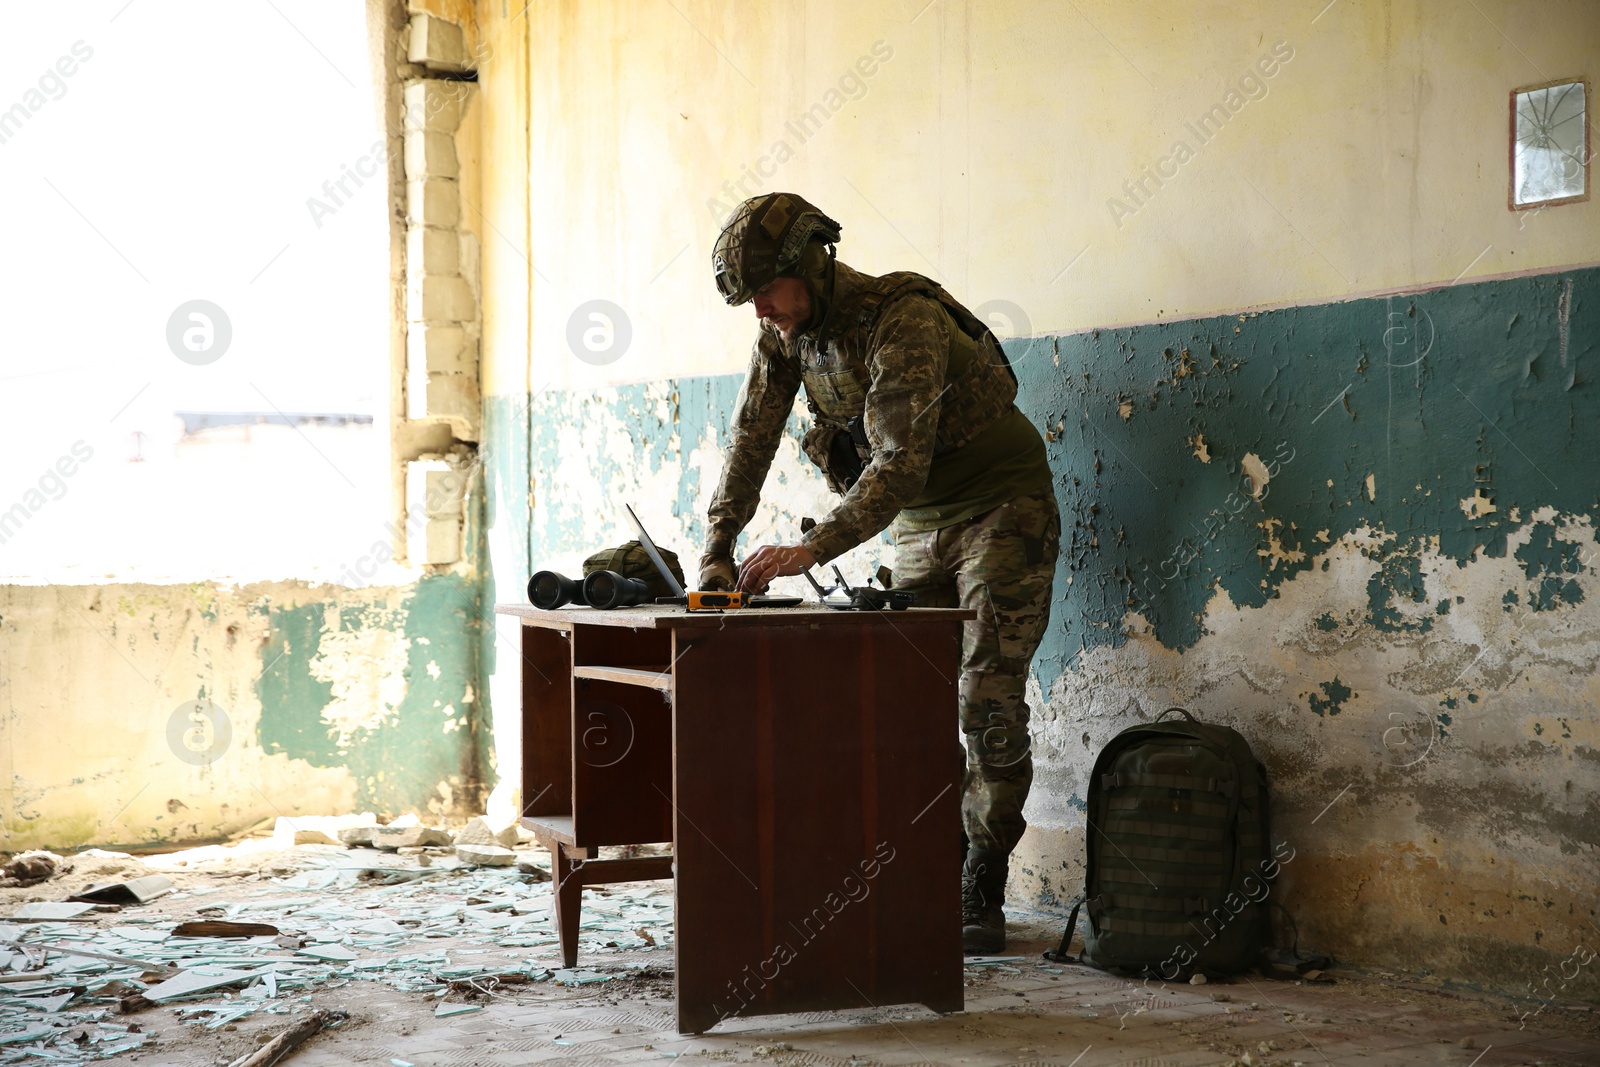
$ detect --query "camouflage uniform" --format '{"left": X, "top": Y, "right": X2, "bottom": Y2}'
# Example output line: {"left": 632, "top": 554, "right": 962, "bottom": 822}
{"left": 705, "top": 258, "right": 1057, "bottom": 858}
{"left": 890, "top": 490, "right": 1059, "bottom": 855}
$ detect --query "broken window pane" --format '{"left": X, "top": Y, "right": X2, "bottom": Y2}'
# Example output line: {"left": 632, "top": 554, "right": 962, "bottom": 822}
{"left": 1512, "top": 80, "right": 1588, "bottom": 207}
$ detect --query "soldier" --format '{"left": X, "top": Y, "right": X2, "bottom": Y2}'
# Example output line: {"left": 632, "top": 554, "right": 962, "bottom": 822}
{"left": 700, "top": 192, "right": 1060, "bottom": 954}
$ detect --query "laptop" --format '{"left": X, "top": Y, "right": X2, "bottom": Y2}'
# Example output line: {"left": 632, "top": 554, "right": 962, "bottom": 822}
{"left": 626, "top": 505, "right": 803, "bottom": 608}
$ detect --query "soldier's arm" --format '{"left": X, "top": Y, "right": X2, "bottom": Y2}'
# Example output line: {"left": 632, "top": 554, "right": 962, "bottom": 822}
{"left": 705, "top": 332, "right": 802, "bottom": 555}
{"left": 801, "top": 297, "right": 950, "bottom": 565}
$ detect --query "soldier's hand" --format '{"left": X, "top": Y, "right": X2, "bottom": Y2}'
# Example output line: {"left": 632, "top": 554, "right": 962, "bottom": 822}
{"left": 737, "top": 543, "right": 816, "bottom": 593}
{"left": 698, "top": 552, "right": 736, "bottom": 591}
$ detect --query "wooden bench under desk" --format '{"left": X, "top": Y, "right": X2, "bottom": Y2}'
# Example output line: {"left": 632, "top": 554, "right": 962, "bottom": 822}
{"left": 497, "top": 602, "right": 973, "bottom": 1034}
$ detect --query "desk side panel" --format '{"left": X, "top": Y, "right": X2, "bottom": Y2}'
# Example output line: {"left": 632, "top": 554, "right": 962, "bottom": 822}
{"left": 520, "top": 623, "right": 572, "bottom": 819}
{"left": 672, "top": 618, "right": 963, "bottom": 1032}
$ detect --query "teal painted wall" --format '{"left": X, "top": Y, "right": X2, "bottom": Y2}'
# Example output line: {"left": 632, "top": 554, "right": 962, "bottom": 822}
{"left": 496, "top": 268, "right": 1596, "bottom": 665}
{"left": 255, "top": 574, "right": 487, "bottom": 818}
{"left": 1022, "top": 267, "right": 1596, "bottom": 671}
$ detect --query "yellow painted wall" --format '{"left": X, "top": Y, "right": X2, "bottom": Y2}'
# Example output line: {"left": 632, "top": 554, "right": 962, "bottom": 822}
{"left": 474, "top": 0, "right": 1598, "bottom": 392}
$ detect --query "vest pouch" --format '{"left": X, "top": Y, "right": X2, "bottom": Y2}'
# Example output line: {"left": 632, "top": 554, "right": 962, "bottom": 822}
{"left": 802, "top": 416, "right": 869, "bottom": 494}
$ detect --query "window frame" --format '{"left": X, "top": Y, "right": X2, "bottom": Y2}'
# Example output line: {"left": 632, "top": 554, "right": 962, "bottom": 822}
{"left": 1508, "top": 76, "right": 1591, "bottom": 212}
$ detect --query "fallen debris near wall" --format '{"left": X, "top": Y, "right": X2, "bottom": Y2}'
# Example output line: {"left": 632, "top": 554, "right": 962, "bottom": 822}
{"left": 0, "top": 854, "right": 70, "bottom": 889}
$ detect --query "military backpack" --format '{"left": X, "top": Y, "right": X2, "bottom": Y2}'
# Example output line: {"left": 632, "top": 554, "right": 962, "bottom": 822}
{"left": 1047, "top": 707, "right": 1285, "bottom": 978}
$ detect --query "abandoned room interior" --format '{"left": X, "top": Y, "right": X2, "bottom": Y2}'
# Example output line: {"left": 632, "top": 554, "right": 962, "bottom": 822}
{"left": 1, "top": 1, "right": 1597, "bottom": 1064}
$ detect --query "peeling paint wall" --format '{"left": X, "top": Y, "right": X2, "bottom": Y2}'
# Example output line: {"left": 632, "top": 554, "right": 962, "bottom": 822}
{"left": 1009, "top": 268, "right": 1600, "bottom": 998}
{"left": 482, "top": 268, "right": 1600, "bottom": 997}
{"left": 471, "top": 0, "right": 1600, "bottom": 994}
{"left": 0, "top": 576, "right": 486, "bottom": 853}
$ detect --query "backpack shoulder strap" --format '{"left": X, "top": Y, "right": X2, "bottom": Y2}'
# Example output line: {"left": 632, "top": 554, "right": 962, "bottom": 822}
{"left": 1043, "top": 891, "right": 1086, "bottom": 964}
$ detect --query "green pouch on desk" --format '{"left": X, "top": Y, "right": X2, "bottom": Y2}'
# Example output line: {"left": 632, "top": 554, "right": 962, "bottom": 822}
{"left": 584, "top": 541, "right": 685, "bottom": 599}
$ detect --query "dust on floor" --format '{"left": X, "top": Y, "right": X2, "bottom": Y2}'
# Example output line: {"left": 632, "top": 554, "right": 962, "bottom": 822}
{"left": 1, "top": 839, "right": 1596, "bottom": 1067}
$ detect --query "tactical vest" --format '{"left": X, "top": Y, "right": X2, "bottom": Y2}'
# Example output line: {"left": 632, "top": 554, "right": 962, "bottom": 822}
{"left": 795, "top": 269, "right": 1018, "bottom": 461}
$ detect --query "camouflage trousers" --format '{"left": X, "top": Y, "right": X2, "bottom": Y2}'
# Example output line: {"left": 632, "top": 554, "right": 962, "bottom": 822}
{"left": 890, "top": 488, "right": 1060, "bottom": 857}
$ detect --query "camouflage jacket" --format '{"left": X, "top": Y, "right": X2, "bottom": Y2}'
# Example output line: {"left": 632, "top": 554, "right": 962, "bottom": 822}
{"left": 705, "top": 260, "right": 1018, "bottom": 566}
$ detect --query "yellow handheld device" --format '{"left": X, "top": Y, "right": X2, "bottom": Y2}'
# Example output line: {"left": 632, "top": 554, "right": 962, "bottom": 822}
{"left": 687, "top": 590, "right": 749, "bottom": 611}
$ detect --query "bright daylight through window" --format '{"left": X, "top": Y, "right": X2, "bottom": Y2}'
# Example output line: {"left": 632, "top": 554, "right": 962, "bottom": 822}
{"left": 0, "top": 3, "right": 390, "bottom": 584}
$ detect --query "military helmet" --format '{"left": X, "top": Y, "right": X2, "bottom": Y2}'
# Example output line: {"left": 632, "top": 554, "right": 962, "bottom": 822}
{"left": 711, "top": 192, "right": 842, "bottom": 306}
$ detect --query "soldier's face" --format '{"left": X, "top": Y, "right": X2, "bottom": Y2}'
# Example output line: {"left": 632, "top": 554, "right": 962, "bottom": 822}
{"left": 752, "top": 276, "right": 812, "bottom": 341}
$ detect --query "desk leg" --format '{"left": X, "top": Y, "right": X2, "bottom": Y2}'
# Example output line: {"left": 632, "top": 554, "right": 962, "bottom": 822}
{"left": 533, "top": 835, "right": 588, "bottom": 969}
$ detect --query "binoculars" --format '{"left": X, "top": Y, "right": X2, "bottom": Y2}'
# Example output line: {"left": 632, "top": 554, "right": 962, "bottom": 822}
{"left": 528, "top": 569, "right": 654, "bottom": 611}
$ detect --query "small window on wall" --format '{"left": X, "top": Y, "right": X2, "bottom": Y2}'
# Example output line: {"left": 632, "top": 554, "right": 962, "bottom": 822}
{"left": 1511, "top": 78, "right": 1589, "bottom": 209}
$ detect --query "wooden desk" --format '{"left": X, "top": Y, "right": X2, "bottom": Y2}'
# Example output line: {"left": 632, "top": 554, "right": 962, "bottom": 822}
{"left": 496, "top": 602, "right": 970, "bottom": 1034}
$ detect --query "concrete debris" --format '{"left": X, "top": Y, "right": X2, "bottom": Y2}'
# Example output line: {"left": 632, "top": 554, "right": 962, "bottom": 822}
{"left": 452, "top": 845, "right": 516, "bottom": 867}
{"left": 453, "top": 817, "right": 518, "bottom": 850}
{"left": 260, "top": 813, "right": 536, "bottom": 856}
{"left": 270, "top": 815, "right": 378, "bottom": 850}
{"left": 371, "top": 827, "right": 452, "bottom": 851}
{"left": 0, "top": 853, "right": 70, "bottom": 889}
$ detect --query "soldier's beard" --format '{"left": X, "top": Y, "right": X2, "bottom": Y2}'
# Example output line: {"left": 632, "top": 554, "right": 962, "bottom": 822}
{"left": 762, "top": 294, "right": 813, "bottom": 342}
{"left": 764, "top": 315, "right": 803, "bottom": 341}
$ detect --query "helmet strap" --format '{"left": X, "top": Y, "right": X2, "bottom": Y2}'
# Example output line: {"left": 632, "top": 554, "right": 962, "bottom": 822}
{"left": 810, "top": 244, "right": 840, "bottom": 338}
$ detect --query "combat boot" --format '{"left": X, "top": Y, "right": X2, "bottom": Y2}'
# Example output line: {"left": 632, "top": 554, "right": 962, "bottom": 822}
{"left": 961, "top": 849, "right": 1008, "bottom": 954}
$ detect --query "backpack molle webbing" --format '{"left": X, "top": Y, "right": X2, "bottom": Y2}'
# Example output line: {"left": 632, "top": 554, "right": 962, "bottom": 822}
{"left": 1050, "top": 707, "right": 1276, "bottom": 978}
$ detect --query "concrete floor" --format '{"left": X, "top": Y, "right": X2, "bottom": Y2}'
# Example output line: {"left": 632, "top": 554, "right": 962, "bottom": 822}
{"left": 256, "top": 949, "right": 1600, "bottom": 1067}
{"left": 3, "top": 842, "right": 1596, "bottom": 1067}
